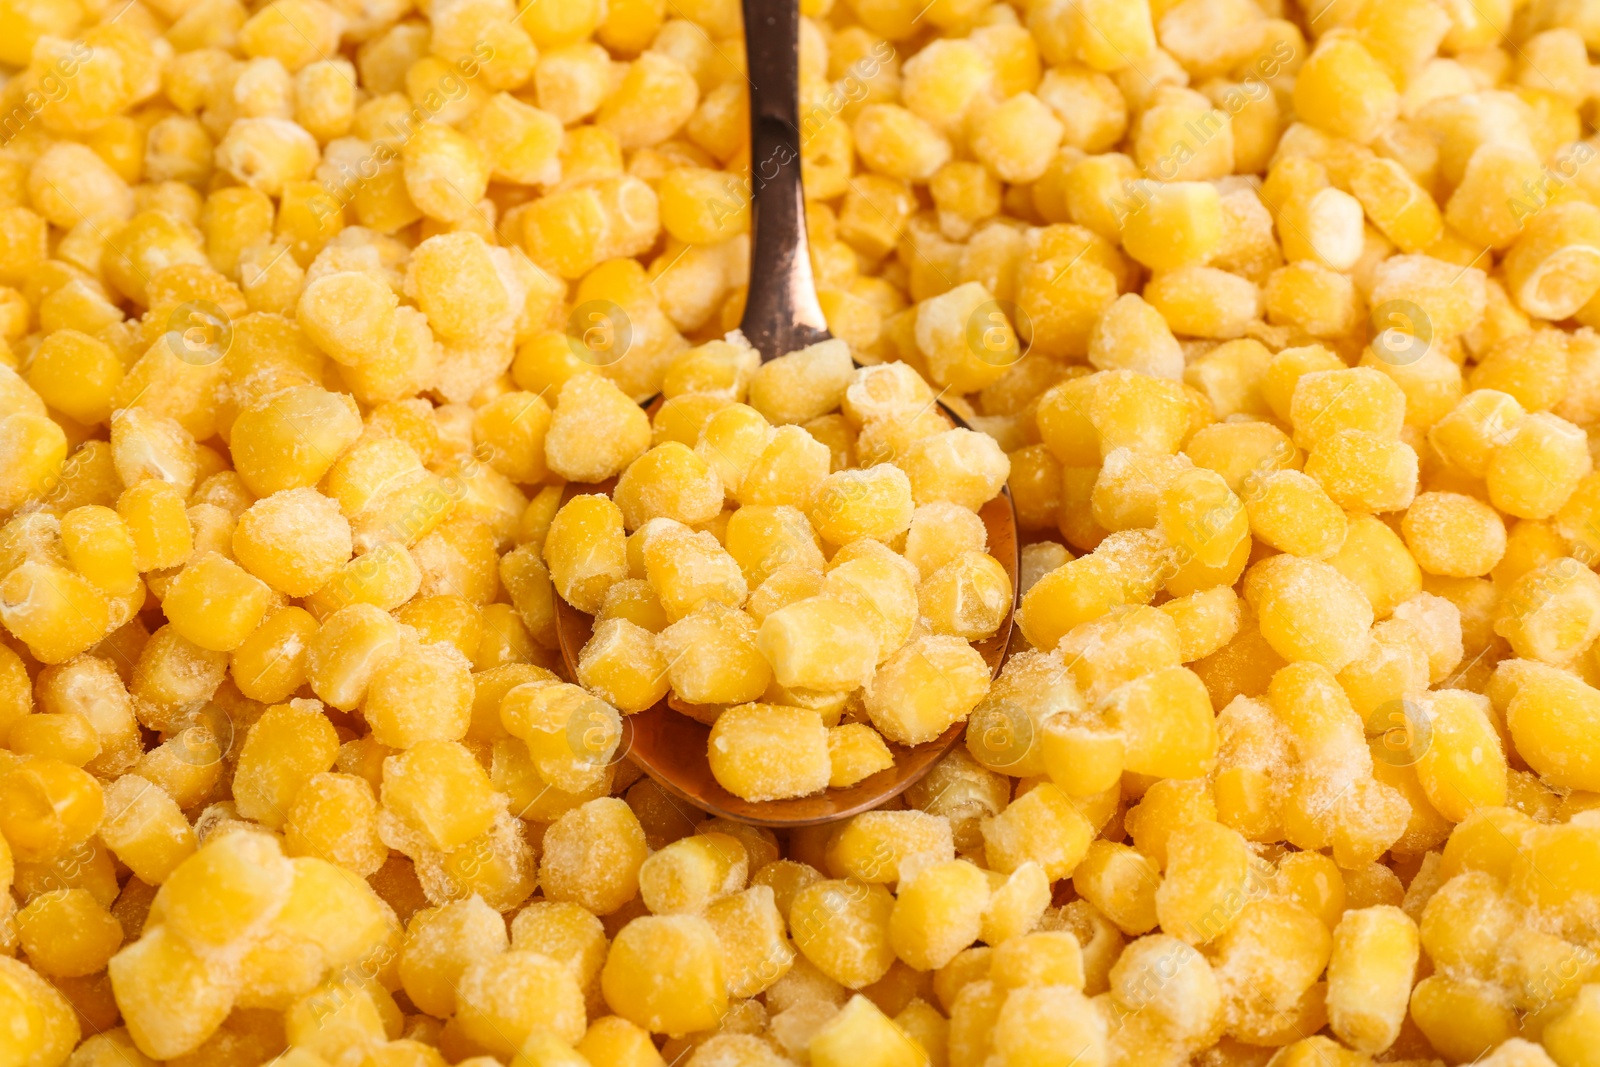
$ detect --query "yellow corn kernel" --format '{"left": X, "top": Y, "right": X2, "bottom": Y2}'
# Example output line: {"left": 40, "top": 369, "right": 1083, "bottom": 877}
{"left": 1292, "top": 37, "right": 1398, "bottom": 145}
{"left": 539, "top": 797, "right": 648, "bottom": 915}
{"left": 1325, "top": 905, "right": 1418, "bottom": 1055}
{"left": 601, "top": 914, "right": 728, "bottom": 1033}
{"left": 26, "top": 329, "right": 123, "bottom": 426}
{"left": 709, "top": 703, "right": 831, "bottom": 801}
{"left": 1120, "top": 181, "right": 1223, "bottom": 272}
{"left": 159, "top": 552, "right": 274, "bottom": 653}
{"left": 99, "top": 773, "right": 196, "bottom": 885}
{"left": 59, "top": 505, "right": 139, "bottom": 596}
{"left": 0, "top": 955, "right": 81, "bottom": 1065}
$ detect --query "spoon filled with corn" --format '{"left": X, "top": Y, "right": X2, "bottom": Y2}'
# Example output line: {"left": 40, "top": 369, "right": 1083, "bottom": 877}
{"left": 548, "top": 0, "right": 1021, "bottom": 827}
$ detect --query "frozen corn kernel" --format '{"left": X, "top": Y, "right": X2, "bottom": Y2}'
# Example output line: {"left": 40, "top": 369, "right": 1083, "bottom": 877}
{"left": 1325, "top": 905, "right": 1418, "bottom": 1055}
{"left": 1495, "top": 556, "right": 1600, "bottom": 665}
{"left": 546, "top": 374, "right": 654, "bottom": 484}
{"left": 981, "top": 782, "right": 1094, "bottom": 881}
{"left": 1304, "top": 429, "right": 1418, "bottom": 514}
{"left": 601, "top": 914, "right": 728, "bottom": 1035}
{"left": 545, "top": 494, "right": 628, "bottom": 615}
{"left": 365, "top": 641, "right": 474, "bottom": 748}
{"left": 1246, "top": 555, "right": 1375, "bottom": 672}
{"left": 810, "top": 995, "right": 926, "bottom": 1067}
{"left": 1401, "top": 492, "right": 1506, "bottom": 577}
{"left": 1293, "top": 37, "right": 1398, "bottom": 144}
{"left": 614, "top": 443, "right": 725, "bottom": 531}
{"left": 790, "top": 878, "right": 897, "bottom": 990}
{"left": 0, "top": 562, "right": 111, "bottom": 665}
{"left": 826, "top": 810, "right": 954, "bottom": 885}
{"left": 0, "top": 761, "right": 103, "bottom": 869}
{"left": 864, "top": 633, "right": 990, "bottom": 746}
{"left": 0, "top": 955, "right": 81, "bottom": 1063}
{"left": 709, "top": 704, "right": 831, "bottom": 801}
{"left": 539, "top": 797, "right": 648, "bottom": 915}
{"left": 888, "top": 858, "right": 989, "bottom": 971}
{"left": 99, "top": 774, "right": 196, "bottom": 886}
{"left": 638, "top": 831, "right": 748, "bottom": 915}
{"left": 825, "top": 724, "right": 894, "bottom": 788}
{"left": 455, "top": 950, "right": 587, "bottom": 1056}
{"left": 1487, "top": 412, "right": 1592, "bottom": 520}
{"left": 1121, "top": 182, "right": 1223, "bottom": 273}
{"left": 381, "top": 739, "right": 498, "bottom": 851}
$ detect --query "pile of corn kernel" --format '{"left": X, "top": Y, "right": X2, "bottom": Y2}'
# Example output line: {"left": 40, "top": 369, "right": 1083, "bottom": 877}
{"left": 559, "top": 339, "right": 1015, "bottom": 802}
{"left": 8, "top": 0, "right": 1600, "bottom": 1060}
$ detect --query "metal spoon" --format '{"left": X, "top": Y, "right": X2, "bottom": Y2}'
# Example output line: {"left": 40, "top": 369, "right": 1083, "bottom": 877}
{"left": 552, "top": 0, "right": 1020, "bottom": 827}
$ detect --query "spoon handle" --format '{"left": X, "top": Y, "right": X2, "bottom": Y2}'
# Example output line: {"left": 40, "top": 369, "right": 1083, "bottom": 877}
{"left": 738, "top": 0, "right": 831, "bottom": 361}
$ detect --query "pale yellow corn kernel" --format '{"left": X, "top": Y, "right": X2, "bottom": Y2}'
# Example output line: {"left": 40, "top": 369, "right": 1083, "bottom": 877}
{"left": 1325, "top": 905, "right": 1418, "bottom": 1055}
{"left": 454, "top": 950, "right": 587, "bottom": 1056}
{"left": 1106, "top": 932, "right": 1220, "bottom": 1043}
{"left": 1088, "top": 293, "right": 1183, "bottom": 380}
{"left": 1461, "top": 343, "right": 1557, "bottom": 440}
{"left": 853, "top": 103, "right": 952, "bottom": 182}
{"left": 232, "top": 487, "right": 352, "bottom": 597}
{"left": 26, "top": 329, "right": 123, "bottom": 426}
{"left": 1429, "top": 389, "right": 1524, "bottom": 479}
{"left": 1153, "top": 820, "right": 1253, "bottom": 945}
{"left": 577, "top": 617, "right": 669, "bottom": 714}
{"left": 17, "top": 886, "right": 123, "bottom": 978}
{"left": 864, "top": 632, "right": 990, "bottom": 746}
{"left": 0, "top": 562, "right": 111, "bottom": 665}
{"left": 380, "top": 739, "right": 497, "bottom": 855}
{"left": 808, "top": 994, "right": 925, "bottom": 1067}
{"left": 657, "top": 602, "right": 772, "bottom": 705}
{"left": 545, "top": 493, "right": 628, "bottom": 615}
{"left": 546, "top": 373, "right": 653, "bottom": 483}
{"left": 364, "top": 641, "right": 474, "bottom": 749}
{"left": 822, "top": 723, "right": 892, "bottom": 789}
{"left": 1293, "top": 37, "right": 1398, "bottom": 145}
{"left": 1504, "top": 201, "right": 1600, "bottom": 322}
{"left": 231, "top": 698, "right": 339, "bottom": 829}
{"left": 1120, "top": 182, "right": 1223, "bottom": 273}
{"left": 601, "top": 914, "right": 729, "bottom": 1034}
{"left": 60, "top": 505, "right": 139, "bottom": 596}
{"left": 1071, "top": 840, "right": 1158, "bottom": 936}
{"left": 790, "top": 878, "right": 897, "bottom": 989}
{"left": 576, "top": 1016, "right": 666, "bottom": 1067}
{"left": 888, "top": 858, "right": 989, "bottom": 971}
{"left": 966, "top": 90, "right": 1063, "bottom": 184}
{"left": 214, "top": 117, "right": 320, "bottom": 198}
{"left": 159, "top": 552, "right": 274, "bottom": 653}
{"left": 638, "top": 832, "right": 748, "bottom": 915}
{"left": 402, "top": 123, "right": 490, "bottom": 224}
{"left": 917, "top": 550, "right": 1011, "bottom": 641}
{"left": 99, "top": 774, "right": 196, "bottom": 886}
{"left": 1143, "top": 266, "right": 1261, "bottom": 340}
{"left": 1408, "top": 973, "right": 1518, "bottom": 1063}
{"left": 1369, "top": 253, "right": 1487, "bottom": 341}
{"left": 597, "top": 52, "right": 701, "bottom": 149}
{"left": 1442, "top": 143, "right": 1542, "bottom": 256}
{"left": 643, "top": 522, "right": 748, "bottom": 620}
{"left": 981, "top": 782, "right": 1093, "bottom": 881}
{"left": 397, "top": 896, "right": 509, "bottom": 1020}
{"left": 0, "top": 955, "right": 80, "bottom": 1062}
{"left": 1349, "top": 156, "right": 1442, "bottom": 254}
{"left": 539, "top": 797, "right": 648, "bottom": 915}
{"left": 614, "top": 442, "right": 725, "bottom": 530}
{"left": 1487, "top": 412, "right": 1591, "bottom": 520}
{"left": 825, "top": 810, "right": 954, "bottom": 886}
{"left": 709, "top": 703, "right": 831, "bottom": 801}
{"left": 915, "top": 281, "right": 1018, "bottom": 394}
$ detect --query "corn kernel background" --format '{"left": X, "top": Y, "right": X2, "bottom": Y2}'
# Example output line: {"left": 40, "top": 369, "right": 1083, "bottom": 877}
{"left": 2, "top": 0, "right": 1600, "bottom": 1063}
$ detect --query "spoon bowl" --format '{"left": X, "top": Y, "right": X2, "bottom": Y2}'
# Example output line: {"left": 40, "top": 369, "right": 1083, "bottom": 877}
{"left": 551, "top": 0, "right": 1022, "bottom": 826}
